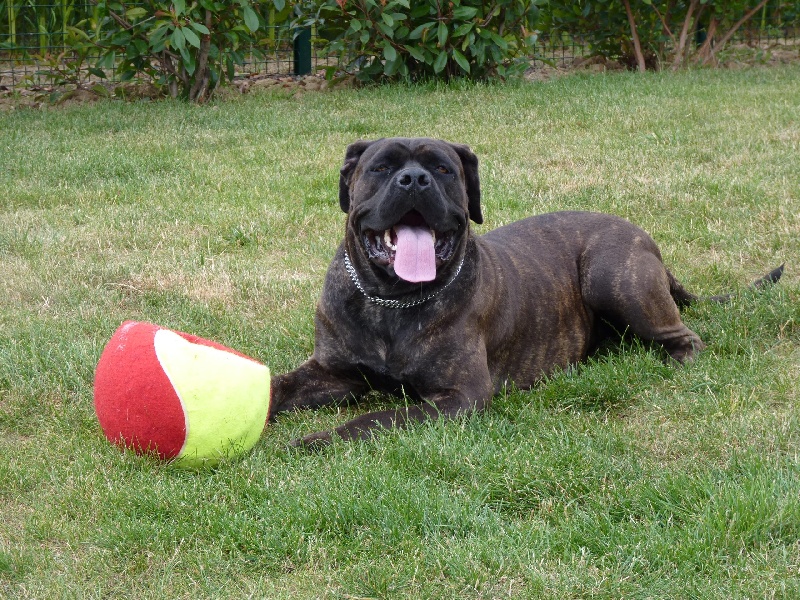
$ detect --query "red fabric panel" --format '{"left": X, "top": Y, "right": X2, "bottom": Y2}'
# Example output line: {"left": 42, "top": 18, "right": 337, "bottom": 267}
{"left": 94, "top": 321, "right": 186, "bottom": 459}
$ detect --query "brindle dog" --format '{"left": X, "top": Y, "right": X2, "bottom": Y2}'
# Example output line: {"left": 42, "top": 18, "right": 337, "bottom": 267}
{"left": 270, "top": 137, "right": 783, "bottom": 447}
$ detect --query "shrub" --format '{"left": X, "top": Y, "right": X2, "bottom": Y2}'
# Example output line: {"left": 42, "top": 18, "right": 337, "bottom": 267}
{"left": 292, "top": 0, "right": 542, "bottom": 81}
{"left": 541, "top": 0, "right": 782, "bottom": 71}
{"left": 93, "top": 0, "right": 288, "bottom": 102}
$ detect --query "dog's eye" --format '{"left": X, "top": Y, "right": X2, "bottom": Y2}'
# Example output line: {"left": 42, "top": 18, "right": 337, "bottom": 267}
{"left": 371, "top": 165, "right": 389, "bottom": 173}
{"left": 435, "top": 165, "right": 450, "bottom": 174}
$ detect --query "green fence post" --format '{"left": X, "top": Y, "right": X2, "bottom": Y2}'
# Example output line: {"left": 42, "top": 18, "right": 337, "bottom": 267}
{"left": 293, "top": 27, "right": 312, "bottom": 76}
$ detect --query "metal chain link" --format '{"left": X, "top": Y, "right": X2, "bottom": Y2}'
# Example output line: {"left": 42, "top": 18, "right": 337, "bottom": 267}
{"left": 343, "top": 251, "right": 464, "bottom": 309}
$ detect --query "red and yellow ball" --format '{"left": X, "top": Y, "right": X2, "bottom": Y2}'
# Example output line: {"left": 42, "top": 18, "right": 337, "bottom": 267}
{"left": 94, "top": 321, "right": 270, "bottom": 468}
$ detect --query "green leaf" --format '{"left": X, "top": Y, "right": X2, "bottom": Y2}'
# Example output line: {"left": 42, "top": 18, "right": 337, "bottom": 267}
{"left": 173, "top": 0, "right": 185, "bottom": 16}
{"left": 453, "top": 22, "right": 473, "bottom": 37}
{"left": 350, "top": 18, "right": 362, "bottom": 32}
{"left": 437, "top": 22, "right": 448, "bottom": 47}
{"left": 384, "top": 57, "right": 401, "bottom": 76}
{"left": 180, "top": 46, "right": 194, "bottom": 72}
{"left": 404, "top": 44, "right": 426, "bottom": 62}
{"left": 383, "top": 43, "right": 397, "bottom": 62}
{"left": 242, "top": 4, "right": 259, "bottom": 33}
{"left": 91, "top": 83, "right": 110, "bottom": 97}
{"left": 527, "top": 6, "right": 539, "bottom": 27}
{"left": 433, "top": 50, "right": 447, "bottom": 73}
{"left": 360, "top": 30, "right": 370, "bottom": 45}
{"left": 452, "top": 6, "right": 478, "bottom": 19}
{"left": 125, "top": 7, "right": 148, "bottom": 20}
{"left": 170, "top": 27, "right": 186, "bottom": 51}
{"left": 183, "top": 26, "right": 201, "bottom": 48}
{"left": 410, "top": 3, "right": 429, "bottom": 18}
{"left": 452, "top": 48, "right": 470, "bottom": 73}
{"left": 190, "top": 21, "right": 210, "bottom": 35}
{"left": 409, "top": 22, "right": 434, "bottom": 40}
{"left": 488, "top": 31, "right": 508, "bottom": 50}
{"left": 273, "top": 0, "right": 286, "bottom": 10}
{"left": 97, "top": 51, "right": 116, "bottom": 70}
{"left": 111, "top": 31, "right": 132, "bottom": 46}
{"left": 377, "top": 22, "right": 394, "bottom": 37}
{"left": 149, "top": 24, "right": 169, "bottom": 47}
{"left": 65, "top": 25, "right": 91, "bottom": 41}
{"left": 381, "top": 13, "right": 394, "bottom": 27}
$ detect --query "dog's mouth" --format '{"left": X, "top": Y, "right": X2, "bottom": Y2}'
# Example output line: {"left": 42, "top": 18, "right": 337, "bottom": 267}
{"left": 361, "top": 211, "right": 458, "bottom": 283}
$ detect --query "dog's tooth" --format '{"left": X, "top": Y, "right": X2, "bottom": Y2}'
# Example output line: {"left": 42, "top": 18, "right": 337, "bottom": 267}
{"left": 384, "top": 229, "right": 396, "bottom": 251}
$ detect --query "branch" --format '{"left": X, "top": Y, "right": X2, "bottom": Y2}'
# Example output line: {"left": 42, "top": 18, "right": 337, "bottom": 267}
{"left": 704, "top": 0, "right": 770, "bottom": 63}
{"left": 481, "top": 3, "right": 499, "bottom": 28}
{"left": 651, "top": 3, "right": 675, "bottom": 43}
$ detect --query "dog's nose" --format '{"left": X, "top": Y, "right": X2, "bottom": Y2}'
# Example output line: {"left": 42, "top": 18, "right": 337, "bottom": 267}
{"left": 395, "top": 168, "right": 430, "bottom": 191}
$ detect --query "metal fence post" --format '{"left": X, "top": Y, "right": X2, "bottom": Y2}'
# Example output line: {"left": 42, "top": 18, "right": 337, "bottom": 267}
{"left": 293, "top": 27, "right": 312, "bottom": 76}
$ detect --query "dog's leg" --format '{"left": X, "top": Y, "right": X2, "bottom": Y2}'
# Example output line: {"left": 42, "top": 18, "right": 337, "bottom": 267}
{"left": 289, "top": 390, "right": 490, "bottom": 449}
{"left": 633, "top": 315, "right": 706, "bottom": 364}
{"left": 270, "top": 359, "right": 370, "bottom": 417}
{"left": 583, "top": 252, "right": 705, "bottom": 363}
{"left": 287, "top": 361, "right": 494, "bottom": 449}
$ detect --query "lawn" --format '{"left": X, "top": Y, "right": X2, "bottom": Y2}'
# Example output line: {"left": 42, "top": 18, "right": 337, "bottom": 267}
{"left": 1, "top": 66, "right": 799, "bottom": 598}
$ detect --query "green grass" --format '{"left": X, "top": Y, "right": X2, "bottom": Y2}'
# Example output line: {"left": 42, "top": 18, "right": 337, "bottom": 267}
{"left": 1, "top": 66, "right": 799, "bottom": 598}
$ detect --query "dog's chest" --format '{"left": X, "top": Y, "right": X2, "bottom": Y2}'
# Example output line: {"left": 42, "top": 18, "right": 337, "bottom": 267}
{"left": 346, "top": 310, "right": 435, "bottom": 387}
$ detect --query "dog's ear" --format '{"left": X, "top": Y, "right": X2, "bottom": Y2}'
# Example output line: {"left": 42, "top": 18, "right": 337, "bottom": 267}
{"left": 339, "top": 140, "right": 375, "bottom": 213}
{"left": 450, "top": 142, "right": 483, "bottom": 224}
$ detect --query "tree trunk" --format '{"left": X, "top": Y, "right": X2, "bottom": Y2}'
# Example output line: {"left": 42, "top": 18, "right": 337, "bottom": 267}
{"left": 671, "top": 0, "right": 699, "bottom": 70}
{"left": 189, "top": 9, "right": 213, "bottom": 102}
{"left": 622, "top": 0, "right": 647, "bottom": 72}
{"left": 695, "top": 17, "right": 719, "bottom": 65}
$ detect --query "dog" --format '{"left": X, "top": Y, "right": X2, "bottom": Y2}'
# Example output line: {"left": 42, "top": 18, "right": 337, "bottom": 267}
{"left": 269, "top": 137, "right": 783, "bottom": 447}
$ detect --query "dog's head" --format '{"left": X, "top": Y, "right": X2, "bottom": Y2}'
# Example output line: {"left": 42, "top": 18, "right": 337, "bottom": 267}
{"left": 338, "top": 137, "right": 482, "bottom": 284}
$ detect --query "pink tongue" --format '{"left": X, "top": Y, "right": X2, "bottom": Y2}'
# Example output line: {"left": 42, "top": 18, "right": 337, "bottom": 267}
{"left": 394, "top": 224, "right": 436, "bottom": 282}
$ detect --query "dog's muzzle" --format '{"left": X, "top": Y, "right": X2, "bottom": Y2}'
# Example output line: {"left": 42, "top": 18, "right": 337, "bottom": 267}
{"left": 361, "top": 210, "right": 459, "bottom": 283}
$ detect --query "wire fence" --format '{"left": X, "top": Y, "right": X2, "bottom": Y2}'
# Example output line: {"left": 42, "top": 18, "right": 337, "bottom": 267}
{"left": 527, "top": 25, "right": 800, "bottom": 71}
{"left": 1, "top": 3, "right": 798, "bottom": 92}
{"left": 0, "top": 2, "right": 303, "bottom": 88}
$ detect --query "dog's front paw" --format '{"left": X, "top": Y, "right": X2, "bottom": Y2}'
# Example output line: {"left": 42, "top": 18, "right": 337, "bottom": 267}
{"left": 287, "top": 430, "right": 333, "bottom": 451}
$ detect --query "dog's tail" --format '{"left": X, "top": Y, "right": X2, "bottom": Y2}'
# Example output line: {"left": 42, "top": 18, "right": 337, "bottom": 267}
{"left": 668, "top": 264, "right": 785, "bottom": 307}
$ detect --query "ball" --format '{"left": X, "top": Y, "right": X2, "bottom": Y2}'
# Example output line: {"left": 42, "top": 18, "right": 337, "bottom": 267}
{"left": 94, "top": 321, "right": 271, "bottom": 468}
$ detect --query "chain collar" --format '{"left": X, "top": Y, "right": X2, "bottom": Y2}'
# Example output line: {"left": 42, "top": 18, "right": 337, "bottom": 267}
{"left": 343, "top": 250, "right": 464, "bottom": 309}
